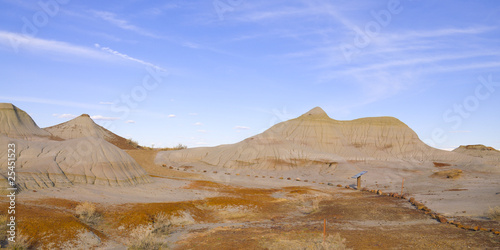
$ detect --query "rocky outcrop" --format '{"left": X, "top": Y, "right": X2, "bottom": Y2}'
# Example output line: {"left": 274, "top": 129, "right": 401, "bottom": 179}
{"left": 44, "top": 114, "right": 138, "bottom": 149}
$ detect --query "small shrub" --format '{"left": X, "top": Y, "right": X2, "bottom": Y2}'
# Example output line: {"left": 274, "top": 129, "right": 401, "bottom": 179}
{"left": 173, "top": 143, "right": 187, "bottom": 150}
{"left": 75, "top": 202, "right": 100, "bottom": 225}
{"left": 7, "top": 230, "right": 32, "bottom": 250}
{"left": 298, "top": 196, "right": 322, "bottom": 214}
{"left": 152, "top": 212, "right": 171, "bottom": 235}
{"left": 488, "top": 206, "right": 500, "bottom": 220}
{"left": 127, "top": 138, "right": 139, "bottom": 148}
{"left": 128, "top": 224, "right": 168, "bottom": 250}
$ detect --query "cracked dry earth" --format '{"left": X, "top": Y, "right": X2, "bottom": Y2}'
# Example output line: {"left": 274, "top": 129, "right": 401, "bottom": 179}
{"left": 2, "top": 180, "right": 499, "bottom": 249}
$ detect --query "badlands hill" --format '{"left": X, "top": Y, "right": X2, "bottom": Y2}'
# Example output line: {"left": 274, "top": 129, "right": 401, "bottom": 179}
{"left": 156, "top": 107, "right": 484, "bottom": 174}
{"left": 0, "top": 103, "right": 151, "bottom": 190}
{"left": 44, "top": 114, "right": 138, "bottom": 149}
{"left": 0, "top": 103, "right": 53, "bottom": 139}
{"left": 0, "top": 135, "right": 151, "bottom": 190}
{"left": 453, "top": 144, "right": 500, "bottom": 166}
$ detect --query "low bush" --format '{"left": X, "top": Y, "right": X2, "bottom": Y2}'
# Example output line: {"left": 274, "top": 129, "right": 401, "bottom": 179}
{"left": 75, "top": 202, "right": 101, "bottom": 226}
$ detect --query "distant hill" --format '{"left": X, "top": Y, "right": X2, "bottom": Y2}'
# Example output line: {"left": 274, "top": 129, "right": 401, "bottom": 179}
{"left": 156, "top": 107, "right": 479, "bottom": 173}
{"left": 453, "top": 145, "right": 500, "bottom": 166}
{"left": 0, "top": 103, "right": 53, "bottom": 139}
{"left": 44, "top": 114, "right": 138, "bottom": 149}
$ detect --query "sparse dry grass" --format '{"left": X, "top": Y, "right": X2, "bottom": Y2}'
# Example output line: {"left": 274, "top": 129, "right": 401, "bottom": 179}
{"left": 128, "top": 223, "right": 169, "bottom": 250}
{"left": 75, "top": 201, "right": 101, "bottom": 226}
{"left": 0, "top": 199, "right": 102, "bottom": 248}
{"left": 6, "top": 230, "right": 32, "bottom": 250}
{"left": 127, "top": 210, "right": 195, "bottom": 249}
{"left": 0, "top": 214, "right": 8, "bottom": 242}
{"left": 487, "top": 206, "right": 500, "bottom": 220}
{"left": 268, "top": 233, "right": 348, "bottom": 250}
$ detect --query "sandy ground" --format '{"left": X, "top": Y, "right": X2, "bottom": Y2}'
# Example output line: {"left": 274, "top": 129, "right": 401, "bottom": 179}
{"left": 24, "top": 149, "right": 497, "bottom": 216}
{"left": 5, "top": 149, "right": 499, "bottom": 249}
{"left": 19, "top": 177, "right": 218, "bottom": 204}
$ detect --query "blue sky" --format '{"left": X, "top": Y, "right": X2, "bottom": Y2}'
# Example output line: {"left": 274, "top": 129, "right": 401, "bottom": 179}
{"left": 0, "top": 0, "right": 499, "bottom": 149}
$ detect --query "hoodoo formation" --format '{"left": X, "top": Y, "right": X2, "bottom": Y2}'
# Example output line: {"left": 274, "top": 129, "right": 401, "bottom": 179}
{"left": 0, "top": 103, "right": 151, "bottom": 190}
{"left": 45, "top": 113, "right": 139, "bottom": 149}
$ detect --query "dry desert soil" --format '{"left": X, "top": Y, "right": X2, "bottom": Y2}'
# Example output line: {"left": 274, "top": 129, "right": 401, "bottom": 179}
{"left": 1, "top": 149, "right": 499, "bottom": 249}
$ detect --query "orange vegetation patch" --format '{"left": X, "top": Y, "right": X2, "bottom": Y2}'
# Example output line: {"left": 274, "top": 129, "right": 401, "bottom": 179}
{"left": 0, "top": 199, "right": 107, "bottom": 248}
{"left": 183, "top": 180, "right": 234, "bottom": 191}
{"left": 433, "top": 162, "right": 451, "bottom": 168}
{"left": 445, "top": 188, "right": 468, "bottom": 192}
{"left": 431, "top": 169, "right": 463, "bottom": 179}
{"left": 104, "top": 201, "right": 209, "bottom": 229}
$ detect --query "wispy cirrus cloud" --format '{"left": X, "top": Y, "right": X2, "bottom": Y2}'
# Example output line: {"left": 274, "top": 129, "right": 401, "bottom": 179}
{"left": 0, "top": 96, "right": 107, "bottom": 110}
{"left": 234, "top": 126, "right": 250, "bottom": 130}
{"left": 91, "top": 10, "right": 161, "bottom": 39}
{"left": 0, "top": 30, "right": 108, "bottom": 59}
{"left": 94, "top": 43, "right": 167, "bottom": 71}
{"left": 0, "top": 30, "right": 168, "bottom": 73}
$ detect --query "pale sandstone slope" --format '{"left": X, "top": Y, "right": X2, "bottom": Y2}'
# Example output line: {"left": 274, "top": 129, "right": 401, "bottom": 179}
{"left": 0, "top": 103, "right": 151, "bottom": 190}
{"left": 44, "top": 114, "right": 138, "bottom": 149}
{"left": 156, "top": 107, "right": 484, "bottom": 172}
{"left": 0, "top": 103, "right": 52, "bottom": 139}
{"left": 0, "top": 136, "right": 151, "bottom": 190}
{"left": 453, "top": 145, "right": 500, "bottom": 166}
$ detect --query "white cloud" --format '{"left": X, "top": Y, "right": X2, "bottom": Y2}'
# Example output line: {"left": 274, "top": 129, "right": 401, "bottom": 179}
{"left": 189, "top": 113, "right": 198, "bottom": 116}
{"left": 168, "top": 114, "right": 176, "bottom": 118}
{"left": 91, "top": 115, "right": 120, "bottom": 121}
{"left": 183, "top": 42, "right": 200, "bottom": 49}
{"left": 449, "top": 130, "right": 472, "bottom": 133}
{"left": 0, "top": 30, "right": 108, "bottom": 58}
{"left": 92, "top": 11, "right": 161, "bottom": 39}
{"left": 194, "top": 122, "right": 203, "bottom": 126}
{"left": 197, "top": 130, "right": 207, "bottom": 133}
{"left": 125, "top": 120, "right": 136, "bottom": 124}
{"left": 142, "top": 3, "right": 178, "bottom": 16}
{"left": 99, "top": 101, "right": 114, "bottom": 105}
{"left": 0, "top": 96, "right": 107, "bottom": 110}
{"left": 53, "top": 113, "right": 77, "bottom": 119}
{"left": 196, "top": 142, "right": 208, "bottom": 145}
{"left": 438, "top": 147, "right": 455, "bottom": 151}
{"left": 94, "top": 44, "right": 167, "bottom": 71}
{"left": 234, "top": 126, "right": 251, "bottom": 130}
